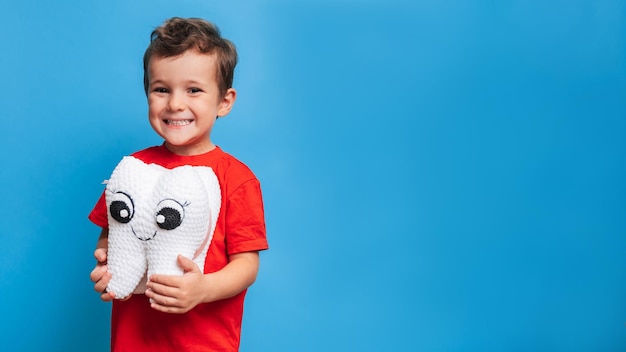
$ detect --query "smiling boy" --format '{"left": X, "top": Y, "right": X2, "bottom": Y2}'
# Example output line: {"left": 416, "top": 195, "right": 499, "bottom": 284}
{"left": 88, "top": 17, "right": 268, "bottom": 351}
{"left": 148, "top": 45, "right": 232, "bottom": 155}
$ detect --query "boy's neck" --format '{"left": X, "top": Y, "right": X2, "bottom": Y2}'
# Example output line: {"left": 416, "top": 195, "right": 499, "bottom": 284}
{"left": 163, "top": 141, "right": 216, "bottom": 156}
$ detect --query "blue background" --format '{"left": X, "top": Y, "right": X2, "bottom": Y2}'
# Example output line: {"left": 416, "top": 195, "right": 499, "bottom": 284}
{"left": 1, "top": 1, "right": 625, "bottom": 351}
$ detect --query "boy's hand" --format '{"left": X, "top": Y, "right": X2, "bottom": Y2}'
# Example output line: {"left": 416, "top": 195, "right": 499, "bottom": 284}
{"left": 145, "top": 255, "right": 208, "bottom": 314}
{"left": 89, "top": 248, "right": 117, "bottom": 301}
{"left": 145, "top": 251, "right": 259, "bottom": 314}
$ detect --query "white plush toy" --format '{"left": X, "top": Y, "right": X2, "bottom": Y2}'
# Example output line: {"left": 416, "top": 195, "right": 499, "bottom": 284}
{"left": 104, "top": 156, "right": 221, "bottom": 299}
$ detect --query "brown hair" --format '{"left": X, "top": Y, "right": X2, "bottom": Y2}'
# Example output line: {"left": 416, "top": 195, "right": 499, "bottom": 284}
{"left": 143, "top": 17, "right": 238, "bottom": 97}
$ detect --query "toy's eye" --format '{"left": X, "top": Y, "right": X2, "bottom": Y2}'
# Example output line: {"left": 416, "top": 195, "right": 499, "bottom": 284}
{"left": 109, "top": 192, "right": 134, "bottom": 224}
{"left": 155, "top": 199, "right": 185, "bottom": 230}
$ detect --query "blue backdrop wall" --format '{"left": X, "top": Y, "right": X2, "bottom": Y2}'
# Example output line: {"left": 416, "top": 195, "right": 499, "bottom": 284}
{"left": 1, "top": 1, "right": 625, "bottom": 351}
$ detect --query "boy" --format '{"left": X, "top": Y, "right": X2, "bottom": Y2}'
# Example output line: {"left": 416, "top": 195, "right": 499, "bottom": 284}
{"left": 88, "top": 17, "right": 268, "bottom": 351}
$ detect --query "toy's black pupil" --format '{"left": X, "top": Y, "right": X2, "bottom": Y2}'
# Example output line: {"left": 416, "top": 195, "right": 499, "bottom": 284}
{"left": 157, "top": 207, "right": 182, "bottom": 230}
{"left": 110, "top": 201, "right": 132, "bottom": 223}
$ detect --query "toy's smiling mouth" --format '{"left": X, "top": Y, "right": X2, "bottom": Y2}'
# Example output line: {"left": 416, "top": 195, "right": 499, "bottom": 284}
{"left": 131, "top": 227, "right": 157, "bottom": 241}
{"left": 165, "top": 119, "right": 193, "bottom": 126}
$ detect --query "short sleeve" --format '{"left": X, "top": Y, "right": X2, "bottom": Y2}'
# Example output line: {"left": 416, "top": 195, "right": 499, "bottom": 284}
{"left": 88, "top": 192, "right": 108, "bottom": 229}
{"left": 224, "top": 179, "right": 268, "bottom": 255}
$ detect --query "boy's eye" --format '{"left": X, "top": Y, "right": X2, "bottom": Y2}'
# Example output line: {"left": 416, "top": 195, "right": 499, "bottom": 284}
{"left": 152, "top": 87, "right": 168, "bottom": 93}
{"left": 189, "top": 88, "right": 203, "bottom": 93}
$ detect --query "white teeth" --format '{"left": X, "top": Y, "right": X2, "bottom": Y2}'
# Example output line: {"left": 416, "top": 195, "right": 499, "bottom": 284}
{"left": 166, "top": 119, "right": 192, "bottom": 126}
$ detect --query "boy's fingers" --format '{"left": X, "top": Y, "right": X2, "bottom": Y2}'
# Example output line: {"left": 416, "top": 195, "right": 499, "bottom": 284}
{"left": 177, "top": 255, "right": 200, "bottom": 273}
{"left": 89, "top": 269, "right": 98, "bottom": 283}
{"left": 93, "top": 270, "right": 111, "bottom": 292}
{"left": 100, "top": 291, "right": 115, "bottom": 302}
{"left": 94, "top": 248, "right": 107, "bottom": 263}
{"left": 89, "top": 264, "right": 106, "bottom": 282}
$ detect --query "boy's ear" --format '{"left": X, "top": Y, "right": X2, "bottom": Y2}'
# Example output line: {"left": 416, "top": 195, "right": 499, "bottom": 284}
{"left": 217, "top": 88, "right": 237, "bottom": 117}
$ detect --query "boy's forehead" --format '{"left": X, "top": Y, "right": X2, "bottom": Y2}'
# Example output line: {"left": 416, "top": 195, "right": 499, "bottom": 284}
{"left": 148, "top": 51, "right": 219, "bottom": 79}
{"left": 149, "top": 50, "right": 218, "bottom": 66}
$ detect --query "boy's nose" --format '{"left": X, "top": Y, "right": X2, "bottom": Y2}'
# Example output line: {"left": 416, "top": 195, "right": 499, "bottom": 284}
{"left": 167, "top": 93, "right": 186, "bottom": 111}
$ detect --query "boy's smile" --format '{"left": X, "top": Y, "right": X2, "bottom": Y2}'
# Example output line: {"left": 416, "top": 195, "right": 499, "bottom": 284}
{"left": 147, "top": 50, "right": 236, "bottom": 156}
{"left": 164, "top": 119, "right": 194, "bottom": 126}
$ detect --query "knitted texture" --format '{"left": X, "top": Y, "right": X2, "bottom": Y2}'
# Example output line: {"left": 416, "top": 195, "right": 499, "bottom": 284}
{"left": 105, "top": 156, "right": 221, "bottom": 299}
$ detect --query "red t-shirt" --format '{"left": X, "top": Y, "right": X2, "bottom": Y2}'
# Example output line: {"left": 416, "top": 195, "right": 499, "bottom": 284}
{"left": 89, "top": 145, "right": 268, "bottom": 352}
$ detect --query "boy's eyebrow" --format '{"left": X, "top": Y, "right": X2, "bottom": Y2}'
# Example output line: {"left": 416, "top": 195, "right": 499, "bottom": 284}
{"left": 149, "top": 79, "right": 208, "bottom": 86}
{"left": 183, "top": 79, "right": 209, "bottom": 86}
{"left": 149, "top": 79, "right": 166, "bottom": 86}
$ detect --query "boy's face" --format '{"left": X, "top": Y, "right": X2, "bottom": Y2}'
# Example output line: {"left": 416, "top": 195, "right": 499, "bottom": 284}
{"left": 147, "top": 50, "right": 236, "bottom": 156}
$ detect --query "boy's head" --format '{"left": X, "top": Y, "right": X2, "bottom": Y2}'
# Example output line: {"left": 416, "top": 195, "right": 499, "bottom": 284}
{"left": 143, "top": 17, "right": 238, "bottom": 98}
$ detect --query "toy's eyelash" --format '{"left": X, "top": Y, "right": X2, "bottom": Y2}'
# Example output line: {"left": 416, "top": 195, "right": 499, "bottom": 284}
{"left": 155, "top": 199, "right": 186, "bottom": 230}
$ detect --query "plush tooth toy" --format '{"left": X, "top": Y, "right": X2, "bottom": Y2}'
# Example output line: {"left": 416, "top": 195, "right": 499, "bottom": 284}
{"left": 104, "top": 156, "right": 221, "bottom": 299}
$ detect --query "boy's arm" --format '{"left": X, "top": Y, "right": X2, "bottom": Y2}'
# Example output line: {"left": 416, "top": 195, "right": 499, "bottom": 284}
{"left": 145, "top": 251, "right": 260, "bottom": 314}
{"left": 89, "top": 228, "right": 116, "bottom": 301}
{"left": 202, "top": 251, "right": 260, "bottom": 300}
